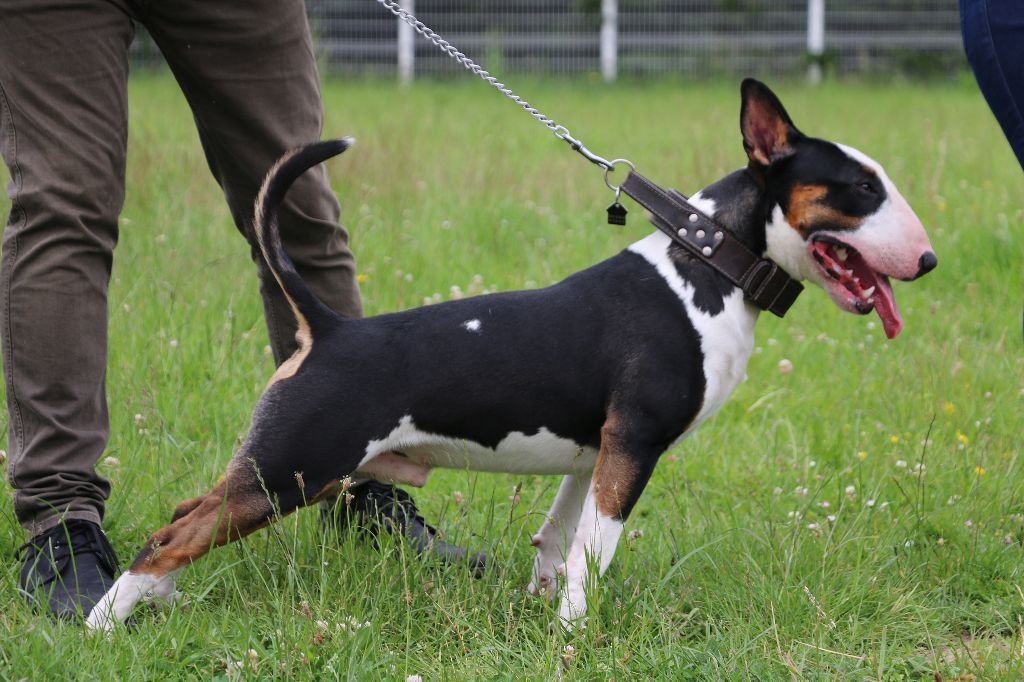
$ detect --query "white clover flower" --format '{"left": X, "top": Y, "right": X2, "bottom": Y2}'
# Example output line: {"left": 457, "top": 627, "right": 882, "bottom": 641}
{"left": 844, "top": 485, "right": 856, "bottom": 497}
{"left": 895, "top": 460, "right": 907, "bottom": 468}
{"left": 778, "top": 359, "right": 793, "bottom": 375}
{"left": 103, "top": 456, "right": 120, "bottom": 467}
{"left": 866, "top": 499, "right": 876, "bottom": 508}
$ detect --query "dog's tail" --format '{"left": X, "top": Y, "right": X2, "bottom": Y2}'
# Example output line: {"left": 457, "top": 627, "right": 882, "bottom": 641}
{"left": 254, "top": 138, "right": 354, "bottom": 335}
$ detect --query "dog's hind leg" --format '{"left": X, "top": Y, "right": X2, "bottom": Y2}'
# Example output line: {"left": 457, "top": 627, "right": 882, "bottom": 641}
{"left": 557, "top": 417, "right": 660, "bottom": 627}
{"left": 527, "top": 472, "right": 591, "bottom": 601}
{"left": 86, "top": 460, "right": 280, "bottom": 631}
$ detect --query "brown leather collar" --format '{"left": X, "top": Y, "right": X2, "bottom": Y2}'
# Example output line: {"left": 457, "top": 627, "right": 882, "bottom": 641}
{"left": 620, "top": 171, "right": 803, "bottom": 318}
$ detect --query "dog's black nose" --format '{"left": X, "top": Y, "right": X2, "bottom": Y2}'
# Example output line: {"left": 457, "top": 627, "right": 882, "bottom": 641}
{"left": 915, "top": 251, "right": 937, "bottom": 279}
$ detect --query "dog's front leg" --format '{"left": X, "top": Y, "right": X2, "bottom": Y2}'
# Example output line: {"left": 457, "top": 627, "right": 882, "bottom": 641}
{"left": 528, "top": 472, "right": 591, "bottom": 600}
{"left": 557, "top": 421, "right": 658, "bottom": 628}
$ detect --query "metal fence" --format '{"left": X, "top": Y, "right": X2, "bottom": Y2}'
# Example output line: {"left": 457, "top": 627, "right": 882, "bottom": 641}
{"left": 131, "top": 1, "right": 965, "bottom": 80}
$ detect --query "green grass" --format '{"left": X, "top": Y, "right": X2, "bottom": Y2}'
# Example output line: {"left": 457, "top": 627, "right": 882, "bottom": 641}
{"left": 1, "top": 75, "right": 1022, "bottom": 680}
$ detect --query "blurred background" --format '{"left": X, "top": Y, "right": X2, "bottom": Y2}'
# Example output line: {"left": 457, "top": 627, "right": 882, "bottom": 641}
{"left": 129, "top": 0, "right": 964, "bottom": 82}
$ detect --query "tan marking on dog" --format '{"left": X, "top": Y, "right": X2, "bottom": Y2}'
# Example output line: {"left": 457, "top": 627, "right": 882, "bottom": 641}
{"left": 266, "top": 311, "right": 312, "bottom": 389}
{"left": 592, "top": 413, "right": 640, "bottom": 518}
{"left": 253, "top": 148, "right": 315, "bottom": 390}
{"left": 170, "top": 495, "right": 204, "bottom": 523}
{"left": 785, "top": 183, "right": 864, "bottom": 236}
{"left": 130, "top": 478, "right": 276, "bottom": 577}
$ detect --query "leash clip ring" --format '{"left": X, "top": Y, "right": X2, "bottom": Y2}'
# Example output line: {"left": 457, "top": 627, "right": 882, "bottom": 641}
{"left": 603, "top": 158, "right": 636, "bottom": 193}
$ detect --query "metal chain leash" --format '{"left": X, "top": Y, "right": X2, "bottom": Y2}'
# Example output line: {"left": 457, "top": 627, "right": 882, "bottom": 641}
{"left": 374, "top": 0, "right": 635, "bottom": 188}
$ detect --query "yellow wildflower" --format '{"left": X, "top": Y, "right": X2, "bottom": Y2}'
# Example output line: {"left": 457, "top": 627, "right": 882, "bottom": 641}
{"left": 942, "top": 401, "right": 955, "bottom": 415}
{"left": 956, "top": 431, "right": 969, "bottom": 446}
{"left": 357, "top": 273, "right": 370, "bottom": 284}
{"left": 857, "top": 450, "right": 868, "bottom": 461}
{"left": 974, "top": 466, "right": 986, "bottom": 476}
{"left": 889, "top": 435, "right": 900, "bottom": 444}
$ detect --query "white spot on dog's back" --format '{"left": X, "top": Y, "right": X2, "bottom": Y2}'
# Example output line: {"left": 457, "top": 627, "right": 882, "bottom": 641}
{"left": 462, "top": 319, "right": 482, "bottom": 333}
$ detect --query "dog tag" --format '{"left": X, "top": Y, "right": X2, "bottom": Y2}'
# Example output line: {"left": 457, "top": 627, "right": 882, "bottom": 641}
{"left": 606, "top": 201, "right": 627, "bottom": 226}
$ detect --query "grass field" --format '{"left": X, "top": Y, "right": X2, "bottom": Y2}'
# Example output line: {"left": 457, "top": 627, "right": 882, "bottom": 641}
{"left": 0, "top": 74, "right": 1022, "bottom": 680}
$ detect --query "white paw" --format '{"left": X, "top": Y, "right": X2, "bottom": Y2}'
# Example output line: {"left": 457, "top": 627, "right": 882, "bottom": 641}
{"left": 558, "top": 583, "right": 587, "bottom": 627}
{"left": 85, "top": 604, "right": 116, "bottom": 633}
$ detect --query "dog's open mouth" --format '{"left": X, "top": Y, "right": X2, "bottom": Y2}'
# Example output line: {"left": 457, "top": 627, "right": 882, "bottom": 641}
{"left": 810, "top": 238, "right": 903, "bottom": 339}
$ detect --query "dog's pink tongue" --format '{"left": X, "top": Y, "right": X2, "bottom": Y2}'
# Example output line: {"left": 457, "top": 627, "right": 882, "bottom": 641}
{"left": 874, "top": 276, "right": 903, "bottom": 339}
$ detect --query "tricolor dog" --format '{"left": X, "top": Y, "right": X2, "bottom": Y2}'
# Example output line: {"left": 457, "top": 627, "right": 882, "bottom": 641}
{"left": 87, "top": 80, "right": 936, "bottom": 630}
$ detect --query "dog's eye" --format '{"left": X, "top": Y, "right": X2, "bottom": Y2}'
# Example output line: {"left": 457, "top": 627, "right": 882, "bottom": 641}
{"left": 857, "top": 181, "right": 877, "bottom": 194}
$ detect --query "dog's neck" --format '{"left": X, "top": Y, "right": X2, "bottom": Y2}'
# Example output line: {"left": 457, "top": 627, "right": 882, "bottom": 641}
{"left": 638, "top": 168, "right": 776, "bottom": 318}
{"left": 693, "top": 167, "right": 773, "bottom": 257}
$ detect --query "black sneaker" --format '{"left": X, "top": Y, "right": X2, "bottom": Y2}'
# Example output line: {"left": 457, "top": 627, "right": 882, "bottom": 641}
{"left": 323, "top": 481, "right": 487, "bottom": 577}
{"left": 15, "top": 519, "right": 121, "bottom": 620}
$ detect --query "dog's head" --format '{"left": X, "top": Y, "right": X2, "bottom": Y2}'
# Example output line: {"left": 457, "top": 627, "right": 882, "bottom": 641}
{"left": 740, "top": 79, "right": 935, "bottom": 338}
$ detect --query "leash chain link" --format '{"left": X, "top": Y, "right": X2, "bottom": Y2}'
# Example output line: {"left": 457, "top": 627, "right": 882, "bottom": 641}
{"left": 375, "top": 0, "right": 631, "bottom": 179}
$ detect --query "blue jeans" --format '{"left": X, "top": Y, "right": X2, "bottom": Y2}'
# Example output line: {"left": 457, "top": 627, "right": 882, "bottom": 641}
{"left": 960, "top": 0, "right": 1024, "bottom": 171}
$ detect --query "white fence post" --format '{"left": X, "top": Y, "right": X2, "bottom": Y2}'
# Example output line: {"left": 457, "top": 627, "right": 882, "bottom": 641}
{"left": 601, "top": 0, "right": 618, "bottom": 83}
{"left": 398, "top": 0, "right": 415, "bottom": 85}
{"left": 807, "top": 0, "right": 825, "bottom": 84}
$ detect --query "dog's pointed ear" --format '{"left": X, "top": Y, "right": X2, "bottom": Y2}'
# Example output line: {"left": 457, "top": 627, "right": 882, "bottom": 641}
{"left": 740, "top": 78, "right": 801, "bottom": 168}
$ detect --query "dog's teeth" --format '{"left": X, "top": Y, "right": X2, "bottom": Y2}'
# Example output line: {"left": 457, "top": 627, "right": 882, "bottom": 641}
{"left": 861, "top": 286, "right": 875, "bottom": 299}
{"left": 836, "top": 247, "right": 848, "bottom": 261}
{"left": 844, "top": 269, "right": 854, "bottom": 277}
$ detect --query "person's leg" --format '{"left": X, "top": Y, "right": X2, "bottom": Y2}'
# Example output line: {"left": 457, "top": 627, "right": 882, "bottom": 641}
{"left": 0, "top": 0, "right": 132, "bottom": 536}
{"left": 960, "top": 0, "right": 1024, "bottom": 171}
{"left": 0, "top": 0, "right": 132, "bottom": 616}
{"left": 138, "top": 0, "right": 360, "bottom": 364}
